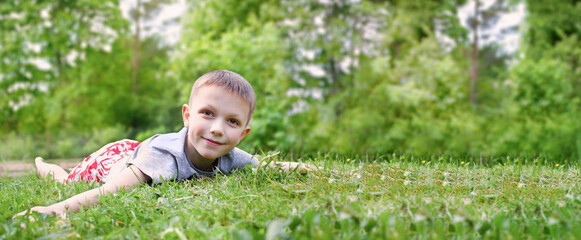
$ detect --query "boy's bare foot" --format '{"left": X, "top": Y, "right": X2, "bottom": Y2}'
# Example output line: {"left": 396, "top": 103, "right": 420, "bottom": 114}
{"left": 34, "top": 157, "right": 44, "bottom": 167}
{"left": 34, "top": 157, "right": 69, "bottom": 182}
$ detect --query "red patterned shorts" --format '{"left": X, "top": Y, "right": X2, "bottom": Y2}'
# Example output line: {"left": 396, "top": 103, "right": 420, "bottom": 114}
{"left": 63, "top": 140, "right": 141, "bottom": 184}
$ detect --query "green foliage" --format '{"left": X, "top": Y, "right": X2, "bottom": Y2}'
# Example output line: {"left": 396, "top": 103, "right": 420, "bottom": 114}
{"left": 0, "top": 0, "right": 129, "bottom": 130}
{"left": 485, "top": 114, "right": 580, "bottom": 160}
{"left": 135, "top": 125, "right": 170, "bottom": 142}
{"left": 0, "top": 133, "right": 40, "bottom": 161}
{"left": 511, "top": 58, "right": 576, "bottom": 115}
{"left": 0, "top": 0, "right": 179, "bottom": 159}
{"left": 1, "top": 0, "right": 581, "bottom": 160}
{"left": 0, "top": 125, "right": 130, "bottom": 160}
{"left": 80, "top": 125, "right": 130, "bottom": 155}
{"left": 320, "top": 35, "right": 470, "bottom": 154}
{"left": 524, "top": 0, "right": 581, "bottom": 50}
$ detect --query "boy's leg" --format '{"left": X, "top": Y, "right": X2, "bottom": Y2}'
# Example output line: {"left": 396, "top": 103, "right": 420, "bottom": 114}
{"left": 34, "top": 157, "right": 69, "bottom": 182}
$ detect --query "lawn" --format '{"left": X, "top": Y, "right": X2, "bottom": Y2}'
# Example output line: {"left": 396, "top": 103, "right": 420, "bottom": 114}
{"left": 2, "top": 154, "right": 580, "bottom": 239}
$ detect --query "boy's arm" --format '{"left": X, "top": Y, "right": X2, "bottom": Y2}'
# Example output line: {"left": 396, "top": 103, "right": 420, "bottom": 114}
{"left": 13, "top": 165, "right": 150, "bottom": 220}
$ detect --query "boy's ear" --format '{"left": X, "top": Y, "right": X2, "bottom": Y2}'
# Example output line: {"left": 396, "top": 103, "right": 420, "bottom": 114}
{"left": 182, "top": 104, "right": 190, "bottom": 128}
{"left": 238, "top": 127, "right": 251, "bottom": 144}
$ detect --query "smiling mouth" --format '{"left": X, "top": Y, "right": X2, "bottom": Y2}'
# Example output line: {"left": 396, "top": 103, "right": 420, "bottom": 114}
{"left": 203, "top": 137, "right": 223, "bottom": 146}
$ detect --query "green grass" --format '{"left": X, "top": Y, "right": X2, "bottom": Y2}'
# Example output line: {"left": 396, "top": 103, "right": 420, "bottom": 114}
{"left": 2, "top": 154, "right": 580, "bottom": 239}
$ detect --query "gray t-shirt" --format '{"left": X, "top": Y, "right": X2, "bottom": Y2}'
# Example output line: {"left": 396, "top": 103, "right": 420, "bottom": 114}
{"left": 104, "top": 128, "right": 257, "bottom": 184}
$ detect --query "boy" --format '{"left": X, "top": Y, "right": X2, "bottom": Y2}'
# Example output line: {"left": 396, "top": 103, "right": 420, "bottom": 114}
{"left": 14, "top": 70, "right": 309, "bottom": 219}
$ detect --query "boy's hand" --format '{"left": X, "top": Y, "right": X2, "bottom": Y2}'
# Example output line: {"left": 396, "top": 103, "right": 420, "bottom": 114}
{"left": 262, "top": 161, "right": 322, "bottom": 174}
{"left": 13, "top": 205, "right": 66, "bottom": 221}
{"left": 13, "top": 165, "right": 148, "bottom": 221}
{"left": 285, "top": 162, "right": 320, "bottom": 173}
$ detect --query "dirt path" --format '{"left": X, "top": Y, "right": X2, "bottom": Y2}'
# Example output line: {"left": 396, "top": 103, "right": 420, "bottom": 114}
{"left": 0, "top": 161, "right": 78, "bottom": 178}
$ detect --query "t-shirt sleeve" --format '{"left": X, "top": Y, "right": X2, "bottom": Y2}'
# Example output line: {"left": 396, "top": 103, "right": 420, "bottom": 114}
{"left": 127, "top": 138, "right": 179, "bottom": 184}
{"left": 218, "top": 147, "right": 258, "bottom": 173}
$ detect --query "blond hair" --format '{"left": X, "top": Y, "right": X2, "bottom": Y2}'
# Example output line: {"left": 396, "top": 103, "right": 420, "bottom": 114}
{"left": 188, "top": 70, "right": 256, "bottom": 125}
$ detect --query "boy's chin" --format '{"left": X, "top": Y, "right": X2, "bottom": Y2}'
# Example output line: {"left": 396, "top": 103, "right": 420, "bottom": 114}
{"left": 195, "top": 143, "right": 236, "bottom": 161}
{"left": 198, "top": 149, "right": 225, "bottom": 161}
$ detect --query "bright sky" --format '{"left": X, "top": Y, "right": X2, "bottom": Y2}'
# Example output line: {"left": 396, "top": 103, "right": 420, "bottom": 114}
{"left": 119, "top": 0, "right": 186, "bottom": 45}
{"left": 457, "top": 0, "right": 525, "bottom": 54}
{"left": 127, "top": 0, "right": 524, "bottom": 54}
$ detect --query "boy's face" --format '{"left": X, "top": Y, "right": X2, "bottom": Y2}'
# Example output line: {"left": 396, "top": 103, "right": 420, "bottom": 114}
{"left": 182, "top": 85, "right": 251, "bottom": 166}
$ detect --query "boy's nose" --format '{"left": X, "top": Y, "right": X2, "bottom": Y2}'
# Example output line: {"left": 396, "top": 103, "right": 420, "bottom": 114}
{"left": 209, "top": 121, "right": 224, "bottom": 136}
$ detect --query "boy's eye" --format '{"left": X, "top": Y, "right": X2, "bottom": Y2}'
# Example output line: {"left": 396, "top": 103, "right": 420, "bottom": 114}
{"left": 228, "top": 119, "right": 240, "bottom": 126}
{"left": 201, "top": 110, "right": 213, "bottom": 116}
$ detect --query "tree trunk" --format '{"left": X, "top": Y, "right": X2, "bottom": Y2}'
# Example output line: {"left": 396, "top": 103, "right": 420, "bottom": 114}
{"left": 132, "top": 0, "right": 142, "bottom": 95}
{"left": 46, "top": 130, "right": 51, "bottom": 158}
{"left": 470, "top": 0, "right": 480, "bottom": 104}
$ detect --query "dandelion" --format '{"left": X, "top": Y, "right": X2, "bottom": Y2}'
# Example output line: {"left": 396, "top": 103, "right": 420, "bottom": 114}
{"left": 452, "top": 214, "right": 466, "bottom": 223}
{"left": 555, "top": 164, "right": 560, "bottom": 167}
{"left": 422, "top": 160, "right": 426, "bottom": 164}
{"left": 463, "top": 198, "right": 472, "bottom": 205}
{"left": 460, "top": 161, "right": 465, "bottom": 165}
{"left": 547, "top": 217, "right": 559, "bottom": 226}
{"left": 348, "top": 195, "right": 357, "bottom": 202}
{"left": 346, "top": 158, "right": 351, "bottom": 162}
{"left": 413, "top": 213, "right": 427, "bottom": 222}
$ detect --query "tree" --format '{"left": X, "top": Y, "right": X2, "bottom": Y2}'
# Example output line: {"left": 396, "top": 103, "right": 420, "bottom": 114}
{"left": 512, "top": 0, "right": 581, "bottom": 159}
{"left": 524, "top": 0, "right": 581, "bottom": 96}
{"left": 127, "top": 0, "right": 174, "bottom": 95}
{"left": 0, "top": 0, "right": 129, "bottom": 156}
{"left": 462, "top": 0, "right": 516, "bottom": 104}
{"left": 520, "top": 0, "right": 581, "bottom": 117}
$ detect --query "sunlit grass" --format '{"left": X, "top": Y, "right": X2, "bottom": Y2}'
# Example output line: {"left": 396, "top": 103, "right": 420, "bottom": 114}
{"left": 2, "top": 154, "right": 580, "bottom": 239}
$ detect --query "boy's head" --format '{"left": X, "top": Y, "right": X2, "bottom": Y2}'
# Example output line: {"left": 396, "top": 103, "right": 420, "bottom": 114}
{"left": 188, "top": 70, "right": 256, "bottom": 125}
{"left": 182, "top": 70, "right": 256, "bottom": 165}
